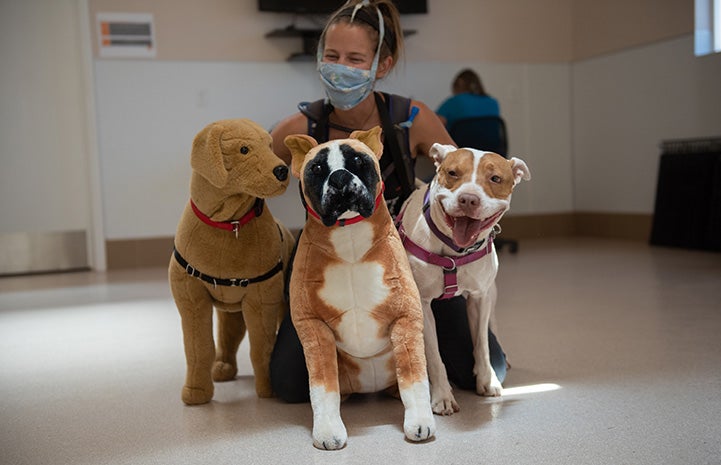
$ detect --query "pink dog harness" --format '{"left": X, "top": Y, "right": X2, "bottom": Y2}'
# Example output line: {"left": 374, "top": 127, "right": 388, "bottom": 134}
{"left": 396, "top": 188, "right": 495, "bottom": 300}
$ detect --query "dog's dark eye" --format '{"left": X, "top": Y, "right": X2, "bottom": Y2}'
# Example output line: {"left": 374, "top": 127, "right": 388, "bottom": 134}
{"left": 240, "top": 146, "right": 249, "bottom": 155}
{"left": 490, "top": 175, "right": 502, "bottom": 183}
{"left": 447, "top": 169, "right": 458, "bottom": 178}
{"left": 352, "top": 155, "right": 363, "bottom": 166}
{"left": 311, "top": 163, "right": 324, "bottom": 175}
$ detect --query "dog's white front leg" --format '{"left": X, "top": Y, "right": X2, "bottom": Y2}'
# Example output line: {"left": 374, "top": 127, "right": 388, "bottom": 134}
{"left": 399, "top": 379, "right": 436, "bottom": 442}
{"left": 296, "top": 318, "right": 347, "bottom": 450}
{"left": 309, "top": 385, "right": 347, "bottom": 450}
{"left": 422, "top": 301, "right": 460, "bottom": 415}
{"left": 390, "top": 314, "right": 436, "bottom": 441}
{"left": 467, "top": 291, "right": 502, "bottom": 397}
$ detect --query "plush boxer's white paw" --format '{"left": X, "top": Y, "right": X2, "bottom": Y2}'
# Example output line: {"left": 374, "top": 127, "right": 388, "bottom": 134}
{"left": 476, "top": 369, "right": 503, "bottom": 397}
{"left": 400, "top": 381, "right": 436, "bottom": 441}
{"left": 312, "top": 416, "right": 347, "bottom": 450}
{"left": 403, "top": 410, "right": 436, "bottom": 442}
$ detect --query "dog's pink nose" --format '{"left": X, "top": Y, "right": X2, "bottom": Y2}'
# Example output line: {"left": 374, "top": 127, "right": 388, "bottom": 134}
{"left": 458, "top": 193, "right": 480, "bottom": 209}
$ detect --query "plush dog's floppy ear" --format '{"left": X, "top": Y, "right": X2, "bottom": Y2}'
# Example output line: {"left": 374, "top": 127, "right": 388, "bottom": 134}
{"left": 509, "top": 157, "right": 532, "bottom": 185}
{"left": 284, "top": 134, "right": 318, "bottom": 178}
{"left": 429, "top": 143, "right": 457, "bottom": 168}
{"left": 350, "top": 126, "right": 383, "bottom": 159}
{"left": 191, "top": 122, "right": 228, "bottom": 188}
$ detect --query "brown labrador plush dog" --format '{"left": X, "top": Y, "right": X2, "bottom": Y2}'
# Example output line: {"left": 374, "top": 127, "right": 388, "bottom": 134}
{"left": 169, "top": 119, "right": 295, "bottom": 405}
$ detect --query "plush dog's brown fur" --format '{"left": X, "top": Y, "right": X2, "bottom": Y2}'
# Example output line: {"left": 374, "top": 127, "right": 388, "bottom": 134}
{"left": 169, "top": 118, "right": 295, "bottom": 405}
{"left": 285, "top": 127, "right": 434, "bottom": 450}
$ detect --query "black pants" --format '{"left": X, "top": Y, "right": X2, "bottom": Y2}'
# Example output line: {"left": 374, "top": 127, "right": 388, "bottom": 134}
{"left": 269, "top": 295, "right": 507, "bottom": 403}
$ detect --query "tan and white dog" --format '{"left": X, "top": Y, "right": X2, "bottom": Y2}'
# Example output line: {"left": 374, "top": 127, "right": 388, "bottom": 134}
{"left": 284, "top": 127, "right": 435, "bottom": 450}
{"left": 396, "top": 143, "right": 531, "bottom": 415}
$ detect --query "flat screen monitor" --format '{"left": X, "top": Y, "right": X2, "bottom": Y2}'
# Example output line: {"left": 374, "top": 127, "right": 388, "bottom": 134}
{"left": 258, "top": 1, "right": 428, "bottom": 15}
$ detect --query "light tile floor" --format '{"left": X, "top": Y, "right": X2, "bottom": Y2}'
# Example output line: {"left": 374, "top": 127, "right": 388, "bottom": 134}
{"left": 1, "top": 238, "right": 720, "bottom": 465}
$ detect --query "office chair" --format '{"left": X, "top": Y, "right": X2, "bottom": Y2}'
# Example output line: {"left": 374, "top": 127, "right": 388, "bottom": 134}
{"left": 449, "top": 115, "right": 508, "bottom": 157}
{"left": 448, "top": 116, "right": 518, "bottom": 253}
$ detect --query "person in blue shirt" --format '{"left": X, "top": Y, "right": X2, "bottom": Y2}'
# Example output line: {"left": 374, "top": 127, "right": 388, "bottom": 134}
{"left": 436, "top": 69, "right": 500, "bottom": 129}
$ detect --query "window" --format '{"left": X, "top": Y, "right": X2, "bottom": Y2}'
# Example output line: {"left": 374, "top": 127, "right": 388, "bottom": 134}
{"left": 695, "top": 0, "right": 721, "bottom": 56}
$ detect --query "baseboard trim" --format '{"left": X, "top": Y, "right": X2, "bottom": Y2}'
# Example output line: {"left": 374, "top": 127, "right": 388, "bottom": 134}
{"left": 500, "top": 212, "right": 653, "bottom": 241}
{"left": 106, "top": 237, "right": 175, "bottom": 270}
{"left": 497, "top": 213, "right": 577, "bottom": 239}
{"left": 0, "top": 230, "right": 89, "bottom": 276}
{"left": 105, "top": 213, "right": 652, "bottom": 270}
{"left": 573, "top": 212, "right": 653, "bottom": 241}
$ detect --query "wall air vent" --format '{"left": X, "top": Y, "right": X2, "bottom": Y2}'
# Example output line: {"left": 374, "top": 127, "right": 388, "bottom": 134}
{"left": 97, "top": 12, "right": 156, "bottom": 58}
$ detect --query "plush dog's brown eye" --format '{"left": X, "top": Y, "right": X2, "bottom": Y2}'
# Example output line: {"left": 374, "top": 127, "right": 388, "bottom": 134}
{"left": 447, "top": 169, "right": 458, "bottom": 178}
{"left": 491, "top": 175, "right": 502, "bottom": 183}
{"left": 240, "top": 146, "right": 249, "bottom": 155}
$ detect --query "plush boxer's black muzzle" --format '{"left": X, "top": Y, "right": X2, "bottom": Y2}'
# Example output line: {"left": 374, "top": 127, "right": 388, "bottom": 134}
{"left": 302, "top": 145, "right": 379, "bottom": 227}
{"left": 319, "top": 169, "right": 375, "bottom": 226}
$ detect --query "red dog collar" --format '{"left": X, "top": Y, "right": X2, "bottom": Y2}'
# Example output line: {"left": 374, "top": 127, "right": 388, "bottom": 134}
{"left": 190, "top": 198, "right": 264, "bottom": 237}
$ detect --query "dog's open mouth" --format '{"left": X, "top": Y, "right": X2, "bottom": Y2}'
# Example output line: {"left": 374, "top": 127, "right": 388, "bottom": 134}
{"left": 443, "top": 210, "right": 504, "bottom": 248}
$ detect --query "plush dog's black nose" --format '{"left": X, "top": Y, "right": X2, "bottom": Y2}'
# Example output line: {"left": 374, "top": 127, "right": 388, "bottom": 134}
{"left": 328, "top": 170, "right": 353, "bottom": 189}
{"left": 273, "top": 165, "right": 288, "bottom": 181}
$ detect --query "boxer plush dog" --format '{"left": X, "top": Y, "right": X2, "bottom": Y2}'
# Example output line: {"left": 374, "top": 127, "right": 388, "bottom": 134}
{"left": 396, "top": 143, "right": 531, "bottom": 415}
{"left": 284, "top": 126, "right": 435, "bottom": 450}
{"left": 169, "top": 118, "right": 295, "bottom": 405}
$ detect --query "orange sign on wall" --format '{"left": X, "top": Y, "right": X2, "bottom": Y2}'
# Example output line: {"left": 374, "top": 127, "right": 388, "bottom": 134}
{"left": 97, "top": 13, "right": 155, "bottom": 58}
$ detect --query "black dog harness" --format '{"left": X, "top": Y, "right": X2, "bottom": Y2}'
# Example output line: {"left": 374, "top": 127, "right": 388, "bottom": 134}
{"left": 173, "top": 248, "right": 283, "bottom": 288}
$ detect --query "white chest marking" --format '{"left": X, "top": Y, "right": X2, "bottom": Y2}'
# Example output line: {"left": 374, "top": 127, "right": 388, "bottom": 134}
{"left": 319, "top": 223, "right": 390, "bottom": 357}
{"left": 328, "top": 221, "right": 373, "bottom": 263}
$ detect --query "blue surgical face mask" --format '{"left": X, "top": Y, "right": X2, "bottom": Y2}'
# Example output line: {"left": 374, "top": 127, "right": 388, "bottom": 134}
{"left": 317, "top": 4, "right": 385, "bottom": 110}
{"left": 318, "top": 62, "right": 377, "bottom": 110}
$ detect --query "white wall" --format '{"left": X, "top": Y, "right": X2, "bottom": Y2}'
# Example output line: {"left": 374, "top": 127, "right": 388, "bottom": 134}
{"left": 0, "top": 0, "right": 92, "bottom": 234}
{"left": 7, "top": 2, "right": 719, "bottom": 250}
{"left": 93, "top": 60, "right": 321, "bottom": 238}
{"left": 94, "top": 59, "right": 572, "bottom": 237}
{"left": 380, "top": 61, "right": 574, "bottom": 216}
{"left": 572, "top": 35, "right": 721, "bottom": 213}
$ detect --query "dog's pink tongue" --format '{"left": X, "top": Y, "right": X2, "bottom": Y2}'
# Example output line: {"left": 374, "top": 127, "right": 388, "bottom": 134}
{"left": 452, "top": 217, "right": 483, "bottom": 248}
